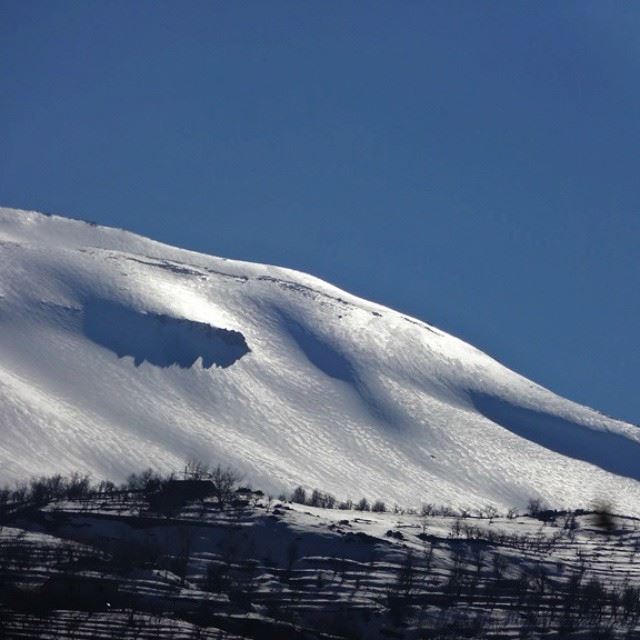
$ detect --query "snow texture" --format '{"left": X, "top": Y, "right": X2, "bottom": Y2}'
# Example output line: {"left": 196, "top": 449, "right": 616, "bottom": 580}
{"left": 0, "top": 207, "right": 639, "bottom": 514}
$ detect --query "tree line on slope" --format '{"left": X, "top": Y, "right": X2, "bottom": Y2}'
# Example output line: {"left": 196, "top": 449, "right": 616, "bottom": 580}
{"left": 1, "top": 459, "right": 618, "bottom": 524}
{"left": 0, "top": 459, "right": 243, "bottom": 518}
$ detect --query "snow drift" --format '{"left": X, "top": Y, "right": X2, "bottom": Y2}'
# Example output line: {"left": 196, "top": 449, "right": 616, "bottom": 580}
{"left": 0, "top": 207, "right": 638, "bottom": 514}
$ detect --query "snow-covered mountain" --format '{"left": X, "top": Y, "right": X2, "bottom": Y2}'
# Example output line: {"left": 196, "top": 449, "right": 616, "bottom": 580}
{"left": 1, "top": 207, "right": 638, "bottom": 514}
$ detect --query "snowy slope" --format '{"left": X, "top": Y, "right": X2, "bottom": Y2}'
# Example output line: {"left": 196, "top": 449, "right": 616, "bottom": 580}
{"left": 1, "top": 207, "right": 639, "bottom": 514}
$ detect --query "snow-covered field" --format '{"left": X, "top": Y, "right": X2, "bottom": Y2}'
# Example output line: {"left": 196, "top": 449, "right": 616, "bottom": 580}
{"left": 1, "top": 206, "right": 638, "bottom": 514}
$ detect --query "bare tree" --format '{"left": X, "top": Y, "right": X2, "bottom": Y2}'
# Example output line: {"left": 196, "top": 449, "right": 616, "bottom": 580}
{"left": 291, "top": 486, "right": 306, "bottom": 504}
{"left": 184, "top": 459, "right": 209, "bottom": 480}
{"left": 210, "top": 464, "right": 242, "bottom": 509}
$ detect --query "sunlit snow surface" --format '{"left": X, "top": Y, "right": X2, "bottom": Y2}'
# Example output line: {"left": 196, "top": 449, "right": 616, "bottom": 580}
{"left": 1, "top": 207, "right": 639, "bottom": 514}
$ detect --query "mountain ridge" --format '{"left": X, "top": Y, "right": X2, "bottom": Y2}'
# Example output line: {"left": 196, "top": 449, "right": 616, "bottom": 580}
{"left": 1, "top": 206, "right": 638, "bottom": 514}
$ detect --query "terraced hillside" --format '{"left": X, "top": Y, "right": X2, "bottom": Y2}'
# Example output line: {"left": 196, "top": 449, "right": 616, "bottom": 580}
{"left": 1, "top": 472, "right": 639, "bottom": 639}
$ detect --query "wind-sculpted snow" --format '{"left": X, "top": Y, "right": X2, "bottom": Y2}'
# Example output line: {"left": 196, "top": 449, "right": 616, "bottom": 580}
{"left": 471, "top": 392, "right": 640, "bottom": 481}
{"left": 282, "top": 313, "right": 355, "bottom": 383}
{"left": 1, "top": 206, "right": 639, "bottom": 515}
{"left": 83, "top": 300, "right": 249, "bottom": 369}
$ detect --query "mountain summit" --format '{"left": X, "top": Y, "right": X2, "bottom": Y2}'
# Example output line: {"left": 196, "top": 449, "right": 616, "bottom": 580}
{"left": 1, "top": 207, "right": 638, "bottom": 513}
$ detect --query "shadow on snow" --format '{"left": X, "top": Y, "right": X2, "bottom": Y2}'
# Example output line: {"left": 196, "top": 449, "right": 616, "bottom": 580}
{"left": 471, "top": 391, "right": 640, "bottom": 481}
{"left": 83, "top": 300, "right": 249, "bottom": 369}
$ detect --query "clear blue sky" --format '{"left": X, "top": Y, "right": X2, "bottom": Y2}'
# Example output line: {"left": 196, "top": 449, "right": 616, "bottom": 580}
{"left": 1, "top": 1, "right": 638, "bottom": 423}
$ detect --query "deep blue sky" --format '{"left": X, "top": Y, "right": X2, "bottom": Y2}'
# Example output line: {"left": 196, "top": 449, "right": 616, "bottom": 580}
{"left": 1, "top": 2, "right": 638, "bottom": 423}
